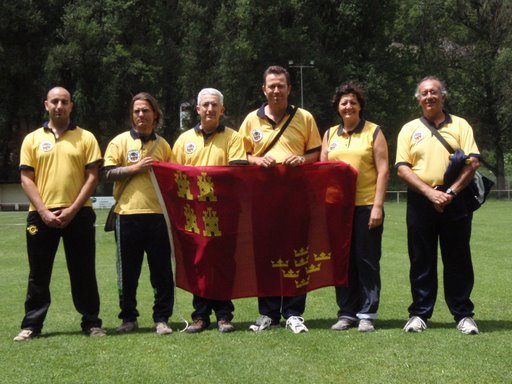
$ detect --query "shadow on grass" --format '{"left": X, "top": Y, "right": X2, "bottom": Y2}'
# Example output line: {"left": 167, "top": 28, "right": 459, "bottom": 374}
{"left": 306, "top": 318, "right": 406, "bottom": 330}
{"left": 427, "top": 319, "right": 511, "bottom": 333}
{"left": 263, "top": 318, "right": 512, "bottom": 333}
{"left": 25, "top": 319, "right": 510, "bottom": 338}
{"left": 37, "top": 326, "right": 160, "bottom": 338}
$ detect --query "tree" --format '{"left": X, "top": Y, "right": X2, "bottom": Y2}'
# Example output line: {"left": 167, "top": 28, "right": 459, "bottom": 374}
{"left": 44, "top": 0, "right": 171, "bottom": 147}
{"left": 0, "top": 0, "right": 62, "bottom": 181}
{"left": 390, "top": 0, "right": 512, "bottom": 188}
{"left": 448, "top": 0, "right": 512, "bottom": 189}
{"left": 0, "top": 0, "right": 509, "bottom": 188}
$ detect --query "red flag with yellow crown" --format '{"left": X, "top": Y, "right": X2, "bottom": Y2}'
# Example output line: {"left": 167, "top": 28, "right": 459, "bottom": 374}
{"left": 151, "top": 161, "right": 356, "bottom": 300}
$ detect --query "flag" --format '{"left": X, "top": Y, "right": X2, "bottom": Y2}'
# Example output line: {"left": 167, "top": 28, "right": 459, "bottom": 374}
{"left": 151, "top": 161, "right": 357, "bottom": 300}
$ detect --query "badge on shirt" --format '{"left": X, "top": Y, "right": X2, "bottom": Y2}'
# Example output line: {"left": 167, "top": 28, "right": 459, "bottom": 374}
{"left": 328, "top": 142, "right": 338, "bottom": 151}
{"left": 127, "top": 150, "right": 141, "bottom": 163}
{"left": 185, "top": 142, "right": 196, "bottom": 154}
{"left": 251, "top": 129, "right": 263, "bottom": 143}
{"left": 39, "top": 140, "right": 53, "bottom": 152}
{"left": 412, "top": 130, "right": 425, "bottom": 144}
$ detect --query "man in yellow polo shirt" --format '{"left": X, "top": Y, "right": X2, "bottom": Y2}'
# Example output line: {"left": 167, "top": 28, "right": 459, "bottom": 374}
{"left": 239, "top": 65, "right": 321, "bottom": 333}
{"left": 103, "top": 92, "right": 174, "bottom": 335}
{"left": 395, "top": 76, "right": 481, "bottom": 335}
{"left": 15, "top": 86, "right": 105, "bottom": 341}
{"left": 174, "top": 88, "right": 247, "bottom": 333}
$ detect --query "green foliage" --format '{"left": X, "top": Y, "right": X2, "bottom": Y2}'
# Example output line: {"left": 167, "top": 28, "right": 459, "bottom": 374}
{"left": 1, "top": 0, "right": 511, "bottom": 187}
{"left": 1, "top": 202, "right": 511, "bottom": 383}
{"left": 0, "top": 0, "right": 54, "bottom": 180}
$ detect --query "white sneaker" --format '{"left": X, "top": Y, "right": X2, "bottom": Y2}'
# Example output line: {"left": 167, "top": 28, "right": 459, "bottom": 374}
{"left": 358, "top": 319, "right": 375, "bottom": 332}
{"left": 403, "top": 316, "right": 427, "bottom": 332}
{"left": 249, "top": 315, "right": 278, "bottom": 332}
{"left": 13, "top": 329, "right": 39, "bottom": 341}
{"left": 155, "top": 322, "right": 173, "bottom": 335}
{"left": 331, "top": 317, "right": 356, "bottom": 331}
{"left": 285, "top": 316, "right": 308, "bottom": 333}
{"left": 456, "top": 317, "right": 479, "bottom": 335}
{"left": 87, "top": 327, "right": 107, "bottom": 337}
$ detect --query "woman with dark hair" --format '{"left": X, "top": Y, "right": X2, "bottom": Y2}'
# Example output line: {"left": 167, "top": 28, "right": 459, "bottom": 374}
{"left": 320, "top": 83, "right": 389, "bottom": 332}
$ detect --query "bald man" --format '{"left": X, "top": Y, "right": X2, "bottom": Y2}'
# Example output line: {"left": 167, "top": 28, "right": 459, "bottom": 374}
{"left": 14, "top": 86, "right": 105, "bottom": 341}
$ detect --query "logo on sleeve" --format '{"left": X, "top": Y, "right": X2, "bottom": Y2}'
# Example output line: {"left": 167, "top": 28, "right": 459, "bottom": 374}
{"left": 39, "top": 140, "right": 54, "bottom": 152}
{"left": 251, "top": 129, "right": 263, "bottom": 143}
{"left": 127, "top": 150, "right": 141, "bottom": 163}
{"left": 185, "top": 142, "right": 196, "bottom": 154}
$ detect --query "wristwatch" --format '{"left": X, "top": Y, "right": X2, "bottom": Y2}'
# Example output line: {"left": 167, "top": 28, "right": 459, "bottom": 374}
{"left": 446, "top": 188, "right": 457, "bottom": 196}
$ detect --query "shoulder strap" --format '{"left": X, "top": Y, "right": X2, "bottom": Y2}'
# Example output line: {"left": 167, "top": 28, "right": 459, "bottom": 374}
{"left": 421, "top": 119, "right": 454, "bottom": 154}
{"left": 262, "top": 106, "right": 298, "bottom": 156}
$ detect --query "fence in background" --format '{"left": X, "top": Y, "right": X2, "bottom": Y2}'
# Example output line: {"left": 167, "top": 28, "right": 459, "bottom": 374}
{"left": 386, "top": 190, "right": 511, "bottom": 203}
{"left": 1, "top": 191, "right": 511, "bottom": 211}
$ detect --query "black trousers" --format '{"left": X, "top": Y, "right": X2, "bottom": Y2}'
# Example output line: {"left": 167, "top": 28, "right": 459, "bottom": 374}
{"left": 406, "top": 190, "right": 475, "bottom": 322}
{"left": 336, "top": 205, "right": 383, "bottom": 320}
{"left": 116, "top": 214, "right": 174, "bottom": 323}
{"left": 191, "top": 295, "right": 234, "bottom": 325}
{"left": 21, "top": 207, "right": 101, "bottom": 332}
{"left": 258, "top": 295, "right": 307, "bottom": 323}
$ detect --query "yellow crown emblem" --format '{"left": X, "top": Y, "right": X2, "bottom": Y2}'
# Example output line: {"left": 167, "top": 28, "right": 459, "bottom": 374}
{"left": 306, "top": 263, "right": 321, "bottom": 274}
{"left": 271, "top": 259, "right": 289, "bottom": 268}
{"left": 314, "top": 252, "right": 331, "bottom": 261}
{"left": 282, "top": 269, "right": 300, "bottom": 278}
{"left": 295, "top": 277, "right": 310, "bottom": 288}
{"left": 293, "top": 247, "right": 309, "bottom": 258}
{"left": 294, "top": 257, "right": 308, "bottom": 268}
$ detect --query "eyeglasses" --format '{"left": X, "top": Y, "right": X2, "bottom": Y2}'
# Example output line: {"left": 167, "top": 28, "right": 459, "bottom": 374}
{"left": 420, "top": 90, "right": 441, "bottom": 97}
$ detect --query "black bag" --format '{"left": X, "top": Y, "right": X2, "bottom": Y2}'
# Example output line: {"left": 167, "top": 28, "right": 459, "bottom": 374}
{"left": 104, "top": 204, "right": 117, "bottom": 232}
{"left": 444, "top": 149, "right": 468, "bottom": 186}
{"left": 444, "top": 149, "right": 494, "bottom": 212}
{"left": 423, "top": 122, "right": 494, "bottom": 212}
{"left": 462, "top": 171, "right": 494, "bottom": 212}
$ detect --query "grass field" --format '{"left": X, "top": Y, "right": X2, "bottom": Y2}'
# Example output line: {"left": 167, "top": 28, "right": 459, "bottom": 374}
{"left": 1, "top": 201, "right": 511, "bottom": 384}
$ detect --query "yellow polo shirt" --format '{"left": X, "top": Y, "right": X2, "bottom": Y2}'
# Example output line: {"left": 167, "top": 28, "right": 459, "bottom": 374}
{"left": 173, "top": 124, "right": 247, "bottom": 166}
{"left": 19, "top": 124, "right": 102, "bottom": 211}
{"left": 395, "top": 114, "right": 480, "bottom": 187}
{"left": 104, "top": 130, "right": 173, "bottom": 214}
{"left": 239, "top": 104, "right": 321, "bottom": 161}
{"left": 325, "top": 120, "right": 381, "bottom": 206}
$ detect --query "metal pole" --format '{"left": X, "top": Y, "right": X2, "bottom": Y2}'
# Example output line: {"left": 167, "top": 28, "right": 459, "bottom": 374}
{"left": 300, "top": 66, "right": 304, "bottom": 108}
{"left": 288, "top": 61, "right": 314, "bottom": 109}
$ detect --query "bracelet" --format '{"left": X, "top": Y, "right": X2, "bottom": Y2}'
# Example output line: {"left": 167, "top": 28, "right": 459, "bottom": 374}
{"left": 446, "top": 188, "right": 457, "bottom": 196}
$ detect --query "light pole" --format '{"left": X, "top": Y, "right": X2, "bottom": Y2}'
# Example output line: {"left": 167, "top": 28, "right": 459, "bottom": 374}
{"left": 288, "top": 60, "right": 315, "bottom": 108}
{"left": 179, "top": 102, "right": 191, "bottom": 131}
